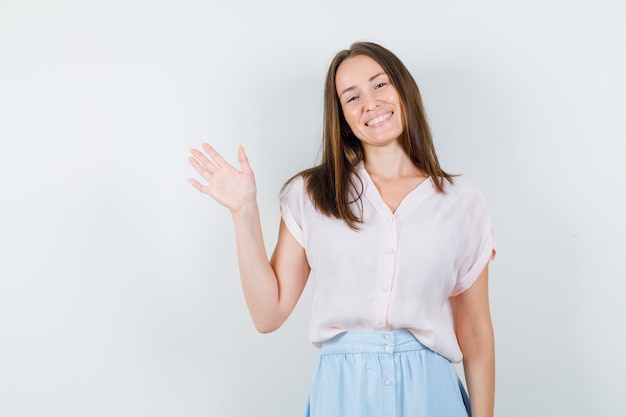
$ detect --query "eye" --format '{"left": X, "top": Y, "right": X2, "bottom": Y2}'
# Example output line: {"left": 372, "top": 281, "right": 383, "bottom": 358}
{"left": 375, "top": 82, "right": 387, "bottom": 89}
{"left": 346, "top": 95, "right": 359, "bottom": 103}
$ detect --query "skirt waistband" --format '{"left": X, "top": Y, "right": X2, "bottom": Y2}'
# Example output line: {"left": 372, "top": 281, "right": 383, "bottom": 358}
{"left": 320, "top": 330, "right": 427, "bottom": 355}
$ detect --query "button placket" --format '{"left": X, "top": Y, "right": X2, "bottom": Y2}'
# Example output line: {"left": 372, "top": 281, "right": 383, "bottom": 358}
{"left": 373, "top": 215, "right": 399, "bottom": 330}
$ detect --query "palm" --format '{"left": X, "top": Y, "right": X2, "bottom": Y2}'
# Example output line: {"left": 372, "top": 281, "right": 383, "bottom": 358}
{"left": 188, "top": 143, "right": 257, "bottom": 213}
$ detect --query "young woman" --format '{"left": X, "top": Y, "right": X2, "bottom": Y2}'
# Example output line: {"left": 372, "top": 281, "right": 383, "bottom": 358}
{"left": 188, "top": 41, "right": 496, "bottom": 417}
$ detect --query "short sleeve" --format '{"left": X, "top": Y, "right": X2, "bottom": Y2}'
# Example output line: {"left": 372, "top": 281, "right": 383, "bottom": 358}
{"left": 451, "top": 183, "right": 496, "bottom": 296}
{"left": 279, "top": 177, "right": 307, "bottom": 248}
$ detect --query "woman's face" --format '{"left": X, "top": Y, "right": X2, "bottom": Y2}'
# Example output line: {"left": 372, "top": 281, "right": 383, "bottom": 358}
{"left": 335, "top": 55, "right": 404, "bottom": 150}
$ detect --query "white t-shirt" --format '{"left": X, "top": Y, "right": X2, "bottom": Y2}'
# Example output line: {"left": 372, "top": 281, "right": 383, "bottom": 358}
{"left": 280, "top": 162, "right": 495, "bottom": 363}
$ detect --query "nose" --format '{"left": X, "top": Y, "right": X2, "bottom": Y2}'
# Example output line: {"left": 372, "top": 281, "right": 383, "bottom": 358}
{"left": 363, "top": 91, "right": 379, "bottom": 111}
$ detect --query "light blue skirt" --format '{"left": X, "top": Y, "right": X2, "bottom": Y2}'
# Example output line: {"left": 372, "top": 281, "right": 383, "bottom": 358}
{"left": 305, "top": 330, "right": 471, "bottom": 417}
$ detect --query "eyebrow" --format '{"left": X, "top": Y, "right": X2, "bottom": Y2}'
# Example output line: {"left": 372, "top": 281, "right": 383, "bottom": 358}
{"left": 338, "top": 72, "right": 387, "bottom": 98}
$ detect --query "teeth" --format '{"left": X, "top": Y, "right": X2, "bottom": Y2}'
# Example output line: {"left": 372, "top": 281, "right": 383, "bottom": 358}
{"left": 366, "top": 113, "right": 391, "bottom": 126}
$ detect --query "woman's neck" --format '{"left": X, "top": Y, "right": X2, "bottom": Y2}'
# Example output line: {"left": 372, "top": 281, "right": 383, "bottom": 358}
{"left": 362, "top": 145, "right": 423, "bottom": 181}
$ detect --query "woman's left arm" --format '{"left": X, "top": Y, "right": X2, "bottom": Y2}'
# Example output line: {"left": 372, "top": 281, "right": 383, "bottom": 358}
{"left": 450, "top": 264, "right": 495, "bottom": 417}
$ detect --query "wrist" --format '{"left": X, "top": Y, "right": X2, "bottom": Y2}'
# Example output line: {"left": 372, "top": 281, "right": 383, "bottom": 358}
{"left": 230, "top": 200, "right": 259, "bottom": 219}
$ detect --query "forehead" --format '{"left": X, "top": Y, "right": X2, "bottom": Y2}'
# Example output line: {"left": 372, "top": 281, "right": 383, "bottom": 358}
{"left": 335, "top": 55, "right": 387, "bottom": 90}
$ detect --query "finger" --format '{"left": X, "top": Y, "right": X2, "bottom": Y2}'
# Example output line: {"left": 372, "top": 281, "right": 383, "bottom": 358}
{"left": 201, "top": 143, "right": 231, "bottom": 169}
{"left": 187, "top": 178, "right": 205, "bottom": 192}
{"left": 190, "top": 148, "right": 218, "bottom": 173}
{"left": 237, "top": 145, "right": 253, "bottom": 174}
{"left": 188, "top": 156, "right": 213, "bottom": 181}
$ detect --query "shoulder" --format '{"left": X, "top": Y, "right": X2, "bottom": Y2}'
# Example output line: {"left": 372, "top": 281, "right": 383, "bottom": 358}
{"left": 281, "top": 174, "right": 309, "bottom": 201}
{"left": 439, "top": 176, "right": 491, "bottom": 215}
{"left": 280, "top": 174, "right": 312, "bottom": 211}
{"left": 443, "top": 176, "right": 486, "bottom": 199}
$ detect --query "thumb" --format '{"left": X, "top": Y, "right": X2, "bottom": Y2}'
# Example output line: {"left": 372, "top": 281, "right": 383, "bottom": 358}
{"left": 237, "top": 145, "right": 253, "bottom": 174}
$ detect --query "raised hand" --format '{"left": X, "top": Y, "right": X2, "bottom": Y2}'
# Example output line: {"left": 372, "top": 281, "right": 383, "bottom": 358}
{"left": 188, "top": 143, "right": 257, "bottom": 214}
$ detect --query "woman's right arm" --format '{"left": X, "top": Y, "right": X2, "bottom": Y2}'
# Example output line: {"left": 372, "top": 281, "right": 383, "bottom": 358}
{"left": 188, "top": 143, "right": 310, "bottom": 332}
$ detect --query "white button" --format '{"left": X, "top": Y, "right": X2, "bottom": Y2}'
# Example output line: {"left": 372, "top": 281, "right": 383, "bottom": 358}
{"left": 377, "top": 323, "right": 385, "bottom": 330}
{"left": 384, "top": 334, "right": 391, "bottom": 341}
{"left": 387, "top": 217, "right": 394, "bottom": 223}
{"left": 386, "top": 248, "right": 395, "bottom": 254}
{"left": 384, "top": 345, "right": 392, "bottom": 351}
{"left": 382, "top": 285, "right": 390, "bottom": 292}
{"left": 384, "top": 379, "right": 392, "bottom": 386}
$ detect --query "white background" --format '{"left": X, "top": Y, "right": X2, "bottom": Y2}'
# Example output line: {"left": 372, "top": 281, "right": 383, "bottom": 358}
{"left": 1, "top": 0, "right": 625, "bottom": 416}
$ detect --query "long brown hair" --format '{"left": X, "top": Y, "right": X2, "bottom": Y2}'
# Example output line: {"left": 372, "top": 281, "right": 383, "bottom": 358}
{"left": 283, "top": 41, "right": 454, "bottom": 230}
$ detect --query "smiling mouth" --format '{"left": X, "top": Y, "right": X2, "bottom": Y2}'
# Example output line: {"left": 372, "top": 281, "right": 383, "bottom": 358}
{"left": 366, "top": 112, "right": 393, "bottom": 127}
